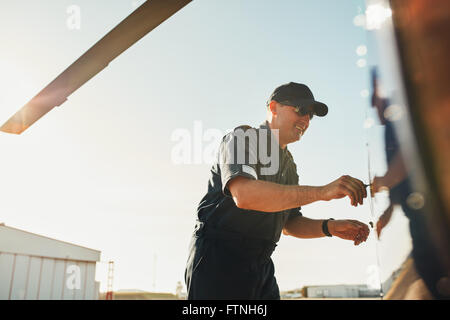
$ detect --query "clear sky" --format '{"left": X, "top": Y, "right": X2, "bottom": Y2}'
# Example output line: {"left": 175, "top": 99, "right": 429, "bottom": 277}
{"left": 0, "top": 0, "right": 411, "bottom": 293}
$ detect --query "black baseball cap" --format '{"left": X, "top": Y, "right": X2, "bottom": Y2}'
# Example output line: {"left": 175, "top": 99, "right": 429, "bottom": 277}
{"left": 268, "top": 82, "right": 328, "bottom": 117}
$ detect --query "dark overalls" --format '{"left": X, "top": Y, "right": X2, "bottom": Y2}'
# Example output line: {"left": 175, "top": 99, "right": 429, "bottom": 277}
{"left": 185, "top": 121, "right": 302, "bottom": 300}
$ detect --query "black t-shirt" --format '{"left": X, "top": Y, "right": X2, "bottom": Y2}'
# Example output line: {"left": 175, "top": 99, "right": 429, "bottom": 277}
{"left": 196, "top": 121, "right": 302, "bottom": 243}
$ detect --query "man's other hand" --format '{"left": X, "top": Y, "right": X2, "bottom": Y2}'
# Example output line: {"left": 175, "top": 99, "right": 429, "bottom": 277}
{"left": 320, "top": 175, "right": 368, "bottom": 207}
{"left": 376, "top": 203, "right": 394, "bottom": 238}
{"left": 329, "top": 219, "right": 370, "bottom": 246}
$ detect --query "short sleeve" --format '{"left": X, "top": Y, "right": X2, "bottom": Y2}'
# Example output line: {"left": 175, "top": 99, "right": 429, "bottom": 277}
{"left": 288, "top": 206, "right": 303, "bottom": 220}
{"left": 219, "top": 128, "right": 259, "bottom": 197}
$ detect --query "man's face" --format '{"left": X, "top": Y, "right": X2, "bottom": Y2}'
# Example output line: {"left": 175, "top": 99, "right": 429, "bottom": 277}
{"left": 274, "top": 102, "right": 311, "bottom": 145}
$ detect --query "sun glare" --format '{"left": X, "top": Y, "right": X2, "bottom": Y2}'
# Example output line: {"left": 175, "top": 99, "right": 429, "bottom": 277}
{"left": 365, "top": 3, "right": 392, "bottom": 30}
{"left": 0, "top": 60, "right": 38, "bottom": 127}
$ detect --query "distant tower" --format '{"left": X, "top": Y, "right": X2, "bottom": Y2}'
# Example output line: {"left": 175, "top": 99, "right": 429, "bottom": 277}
{"left": 176, "top": 281, "right": 183, "bottom": 298}
{"left": 152, "top": 254, "right": 157, "bottom": 291}
{"left": 105, "top": 261, "right": 114, "bottom": 300}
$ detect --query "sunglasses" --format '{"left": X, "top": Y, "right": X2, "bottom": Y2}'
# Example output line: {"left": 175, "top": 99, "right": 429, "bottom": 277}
{"left": 293, "top": 106, "right": 314, "bottom": 119}
{"left": 273, "top": 101, "right": 315, "bottom": 119}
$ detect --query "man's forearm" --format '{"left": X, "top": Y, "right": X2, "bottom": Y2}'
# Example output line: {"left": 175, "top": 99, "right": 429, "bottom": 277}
{"left": 283, "top": 216, "right": 370, "bottom": 245}
{"left": 230, "top": 178, "right": 323, "bottom": 212}
{"left": 283, "top": 216, "right": 327, "bottom": 238}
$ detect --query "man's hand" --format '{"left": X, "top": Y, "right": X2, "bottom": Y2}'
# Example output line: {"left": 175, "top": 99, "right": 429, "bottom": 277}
{"left": 328, "top": 219, "right": 370, "bottom": 246}
{"left": 320, "top": 175, "right": 368, "bottom": 207}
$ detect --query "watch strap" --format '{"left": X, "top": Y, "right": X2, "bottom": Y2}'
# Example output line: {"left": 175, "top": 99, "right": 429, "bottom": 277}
{"left": 322, "top": 218, "right": 335, "bottom": 237}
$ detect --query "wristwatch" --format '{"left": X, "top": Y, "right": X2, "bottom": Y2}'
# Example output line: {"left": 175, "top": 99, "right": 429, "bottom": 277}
{"left": 322, "top": 218, "right": 335, "bottom": 237}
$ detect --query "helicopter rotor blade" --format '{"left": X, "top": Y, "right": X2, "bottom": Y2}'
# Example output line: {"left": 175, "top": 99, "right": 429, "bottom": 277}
{"left": 0, "top": 0, "right": 191, "bottom": 134}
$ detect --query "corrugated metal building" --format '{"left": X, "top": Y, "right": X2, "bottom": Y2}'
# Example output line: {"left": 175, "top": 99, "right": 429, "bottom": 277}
{"left": 305, "top": 284, "right": 379, "bottom": 298}
{"left": 0, "top": 224, "right": 101, "bottom": 300}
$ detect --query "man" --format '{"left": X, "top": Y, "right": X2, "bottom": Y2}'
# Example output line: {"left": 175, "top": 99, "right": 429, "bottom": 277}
{"left": 185, "top": 82, "right": 369, "bottom": 300}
